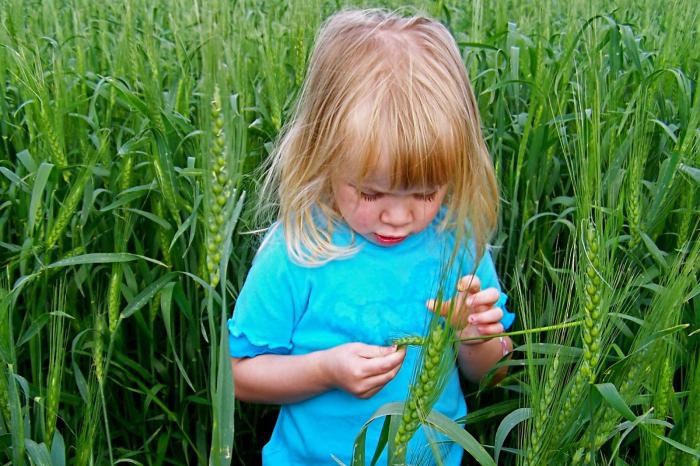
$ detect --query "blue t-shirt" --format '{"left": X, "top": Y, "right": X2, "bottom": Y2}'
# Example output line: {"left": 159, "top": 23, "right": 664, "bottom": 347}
{"left": 228, "top": 215, "right": 514, "bottom": 465}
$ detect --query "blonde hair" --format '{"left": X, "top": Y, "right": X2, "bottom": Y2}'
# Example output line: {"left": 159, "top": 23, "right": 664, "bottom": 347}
{"left": 259, "top": 8, "right": 499, "bottom": 266}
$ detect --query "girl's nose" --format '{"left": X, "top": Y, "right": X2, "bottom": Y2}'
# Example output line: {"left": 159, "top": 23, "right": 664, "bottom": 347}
{"left": 380, "top": 199, "right": 413, "bottom": 227}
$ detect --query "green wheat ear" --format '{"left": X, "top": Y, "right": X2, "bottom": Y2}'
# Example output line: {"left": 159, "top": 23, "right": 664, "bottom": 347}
{"left": 205, "top": 86, "right": 232, "bottom": 287}
{"left": 390, "top": 335, "right": 425, "bottom": 348}
{"left": 45, "top": 280, "right": 69, "bottom": 445}
{"left": 392, "top": 321, "right": 453, "bottom": 462}
{"left": 0, "top": 283, "right": 10, "bottom": 429}
{"left": 526, "top": 351, "right": 561, "bottom": 466}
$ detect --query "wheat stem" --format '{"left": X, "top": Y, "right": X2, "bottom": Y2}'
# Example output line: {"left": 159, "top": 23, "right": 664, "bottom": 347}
{"left": 393, "top": 322, "right": 449, "bottom": 461}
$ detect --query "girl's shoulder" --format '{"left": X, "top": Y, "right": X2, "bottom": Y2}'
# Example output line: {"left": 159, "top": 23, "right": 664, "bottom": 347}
{"left": 246, "top": 223, "right": 298, "bottom": 274}
{"left": 254, "top": 222, "right": 291, "bottom": 263}
{"left": 253, "top": 222, "right": 323, "bottom": 271}
{"left": 257, "top": 222, "right": 285, "bottom": 251}
{"left": 243, "top": 223, "right": 319, "bottom": 291}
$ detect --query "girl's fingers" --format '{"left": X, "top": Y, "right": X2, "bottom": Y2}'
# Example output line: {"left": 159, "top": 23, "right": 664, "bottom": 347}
{"left": 465, "top": 288, "right": 500, "bottom": 308}
{"left": 426, "top": 298, "right": 469, "bottom": 327}
{"left": 359, "top": 363, "right": 404, "bottom": 398}
{"left": 427, "top": 284, "right": 501, "bottom": 329}
{"left": 364, "top": 347, "right": 406, "bottom": 375}
{"left": 369, "top": 362, "right": 401, "bottom": 384}
{"left": 457, "top": 275, "right": 481, "bottom": 293}
{"left": 468, "top": 304, "right": 493, "bottom": 314}
{"left": 467, "top": 307, "right": 503, "bottom": 325}
{"left": 476, "top": 322, "right": 504, "bottom": 335}
{"left": 426, "top": 299, "right": 441, "bottom": 315}
{"left": 425, "top": 299, "right": 452, "bottom": 317}
{"left": 426, "top": 299, "right": 488, "bottom": 328}
{"left": 358, "top": 344, "right": 398, "bottom": 359}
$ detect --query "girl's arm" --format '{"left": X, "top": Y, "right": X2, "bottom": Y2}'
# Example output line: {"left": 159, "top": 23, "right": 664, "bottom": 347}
{"left": 457, "top": 336, "right": 512, "bottom": 384}
{"left": 231, "top": 342, "right": 406, "bottom": 404}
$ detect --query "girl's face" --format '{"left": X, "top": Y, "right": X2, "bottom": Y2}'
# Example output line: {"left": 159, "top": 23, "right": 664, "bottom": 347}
{"left": 331, "top": 165, "right": 447, "bottom": 247}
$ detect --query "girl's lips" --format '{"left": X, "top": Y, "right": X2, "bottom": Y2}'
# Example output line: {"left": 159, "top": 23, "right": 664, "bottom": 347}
{"left": 374, "top": 233, "right": 407, "bottom": 245}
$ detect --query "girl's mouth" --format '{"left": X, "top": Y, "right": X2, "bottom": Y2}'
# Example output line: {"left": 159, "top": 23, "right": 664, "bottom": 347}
{"left": 374, "top": 233, "right": 407, "bottom": 245}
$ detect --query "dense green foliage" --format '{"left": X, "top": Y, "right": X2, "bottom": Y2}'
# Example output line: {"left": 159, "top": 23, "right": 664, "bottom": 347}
{"left": 0, "top": 0, "right": 698, "bottom": 464}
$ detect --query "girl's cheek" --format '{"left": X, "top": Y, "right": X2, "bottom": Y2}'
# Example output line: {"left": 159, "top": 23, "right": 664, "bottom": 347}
{"left": 418, "top": 203, "right": 438, "bottom": 222}
{"left": 352, "top": 208, "right": 375, "bottom": 230}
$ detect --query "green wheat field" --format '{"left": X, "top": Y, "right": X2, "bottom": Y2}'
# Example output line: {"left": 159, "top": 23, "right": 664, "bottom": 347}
{"left": 0, "top": 0, "right": 698, "bottom": 464}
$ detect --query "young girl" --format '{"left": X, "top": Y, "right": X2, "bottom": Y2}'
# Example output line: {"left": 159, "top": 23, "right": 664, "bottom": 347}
{"left": 229, "top": 9, "right": 515, "bottom": 465}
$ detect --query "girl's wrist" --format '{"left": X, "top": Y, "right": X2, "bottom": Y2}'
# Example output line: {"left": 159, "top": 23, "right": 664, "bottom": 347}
{"left": 457, "top": 335, "right": 512, "bottom": 384}
{"left": 457, "top": 327, "right": 493, "bottom": 346}
{"left": 315, "top": 349, "right": 337, "bottom": 391}
{"left": 497, "top": 336, "right": 510, "bottom": 356}
{"left": 460, "top": 333, "right": 511, "bottom": 357}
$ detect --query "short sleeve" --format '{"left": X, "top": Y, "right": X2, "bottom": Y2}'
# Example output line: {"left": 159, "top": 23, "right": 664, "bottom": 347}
{"left": 228, "top": 227, "right": 309, "bottom": 358}
{"left": 474, "top": 247, "right": 515, "bottom": 330}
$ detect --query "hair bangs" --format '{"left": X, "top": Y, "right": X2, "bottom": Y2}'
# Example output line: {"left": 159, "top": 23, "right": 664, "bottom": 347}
{"left": 336, "top": 73, "right": 462, "bottom": 192}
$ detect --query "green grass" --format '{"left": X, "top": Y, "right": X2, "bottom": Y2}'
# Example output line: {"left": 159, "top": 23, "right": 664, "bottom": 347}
{"left": 0, "top": 0, "right": 698, "bottom": 464}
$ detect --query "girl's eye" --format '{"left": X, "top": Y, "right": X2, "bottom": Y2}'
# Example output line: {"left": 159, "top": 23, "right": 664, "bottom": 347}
{"left": 360, "top": 192, "right": 380, "bottom": 202}
{"left": 415, "top": 192, "right": 437, "bottom": 202}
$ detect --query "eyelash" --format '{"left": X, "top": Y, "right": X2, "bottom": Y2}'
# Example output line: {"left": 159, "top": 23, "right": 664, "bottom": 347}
{"left": 359, "top": 192, "right": 437, "bottom": 202}
{"left": 415, "top": 192, "right": 437, "bottom": 202}
{"left": 360, "top": 192, "right": 380, "bottom": 202}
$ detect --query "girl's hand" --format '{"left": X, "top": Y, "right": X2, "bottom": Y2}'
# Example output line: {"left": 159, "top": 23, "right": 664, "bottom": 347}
{"left": 321, "top": 343, "right": 406, "bottom": 399}
{"left": 426, "top": 274, "right": 504, "bottom": 343}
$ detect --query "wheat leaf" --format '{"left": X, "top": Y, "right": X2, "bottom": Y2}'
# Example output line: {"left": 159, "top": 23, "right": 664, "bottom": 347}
{"left": 47, "top": 253, "right": 166, "bottom": 269}
{"left": 28, "top": 162, "right": 53, "bottom": 232}
{"left": 494, "top": 407, "right": 531, "bottom": 463}
{"left": 121, "top": 272, "right": 177, "bottom": 319}
{"left": 50, "top": 430, "right": 66, "bottom": 466}
{"left": 25, "top": 439, "right": 52, "bottom": 465}
{"left": 594, "top": 383, "right": 636, "bottom": 422}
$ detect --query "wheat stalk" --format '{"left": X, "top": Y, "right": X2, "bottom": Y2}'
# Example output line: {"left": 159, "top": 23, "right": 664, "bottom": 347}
{"left": 650, "top": 355, "right": 674, "bottom": 455}
{"left": 151, "top": 198, "right": 172, "bottom": 266}
{"left": 45, "top": 281, "right": 69, "bottom": 444}
{"left": 393, "top": 322, "right": 450, "bottom": 461}
{"left": 205, "top": 86, "right": 232, "bottom": 287}
{"left": 0, "top": 284, "right": 10, "bottom": 428}
{"left": 74, "top": 377, "right": 102, "bottom": 466}
{"left": 0, "top": 363, "right": 10, "bottom": 431}
{"left": 551, "top": 223, "right": 607, "bottom": 454}
{"left": 526, "top": 351, "right": 561, "bottom": 466}
{"left": 682, "top": 356, "right": 700, "bottom": 464}
{"left": 580, "top": 225, "right": 603, "bottom": 383}
{"left": 107, "top": 264, "right": 122, "bottom": 334}
{"left": 626, "top": 159, "right": 643, "bottom": 250}
{"left": 120, "top": 153, "right": 133, "bottom": 194}
{"left": 45, "top": 165, "right": 89, "bottom": 250}
{"left": 391, "top": 336, "right": 425, "bottom": 347}
{"left": 45, "top": 139, "right": 104, "bottom": 251}
{"left": 94, "top": 314, "right": 105, "bottom": 388}
{"left": 38, "top": 102, "right": 68, "bottom": 175}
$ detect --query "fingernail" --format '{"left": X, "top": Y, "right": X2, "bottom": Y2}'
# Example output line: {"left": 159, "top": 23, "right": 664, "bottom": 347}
{"left": 466, "top": 297, "right": 474, "bottom": 306}
{"left": 468, "top": 316, "right": 475, "bottom": 324}
{"left": 390, "top": 345, "right": 397, "bottom": 352}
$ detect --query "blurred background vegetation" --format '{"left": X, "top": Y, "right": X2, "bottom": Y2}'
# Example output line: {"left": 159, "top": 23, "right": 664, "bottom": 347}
{"left": 0, "top": 0, "right": 698, "bottom": 464}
